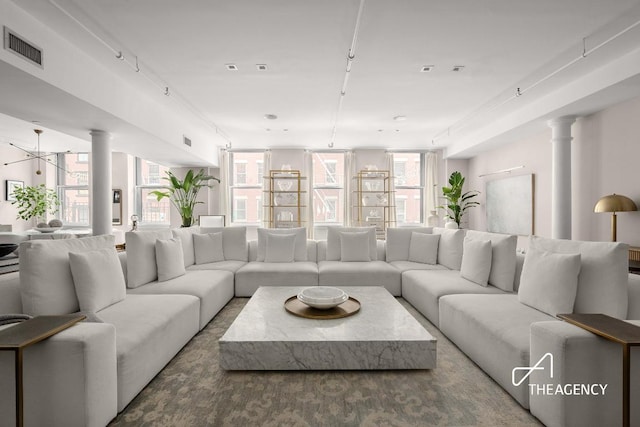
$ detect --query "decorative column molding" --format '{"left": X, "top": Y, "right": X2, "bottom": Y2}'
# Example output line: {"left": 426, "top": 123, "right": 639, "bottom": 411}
{"left": 548, "top": 116, "right": 576, "bottom": 240}
{"left": 90, "top": 130, "right": 112, "bottom": 236}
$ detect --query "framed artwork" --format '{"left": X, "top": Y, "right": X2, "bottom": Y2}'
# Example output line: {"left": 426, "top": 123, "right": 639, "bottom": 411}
{"left": 5, "top": 180, "right": 24, "bottom": 202}
{"left": 486, "top": 174, "right": 534, "bottom": 236}
{"left": 112, "top": 189, "right": 122, "bottom": 225}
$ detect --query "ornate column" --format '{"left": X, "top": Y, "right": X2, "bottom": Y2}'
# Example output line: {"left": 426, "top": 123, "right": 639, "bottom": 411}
{"left": 548, "top": 117, "right": 575, "bottom": 240}
{"left": 90, "top": 130, "right": 112, "bottom": 236}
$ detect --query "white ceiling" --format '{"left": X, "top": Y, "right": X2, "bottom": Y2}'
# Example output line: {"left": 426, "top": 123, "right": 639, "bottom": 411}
{"left": 3, "top": 0, "right": 640, "bottom": 163}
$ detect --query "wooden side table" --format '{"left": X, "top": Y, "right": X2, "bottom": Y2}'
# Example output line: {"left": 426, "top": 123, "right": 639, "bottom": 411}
{"left": 0, "top": 314, "right": 86, "bottom": 427}
{"left": 557, "top": 313, "right": 640, "bottom": 427}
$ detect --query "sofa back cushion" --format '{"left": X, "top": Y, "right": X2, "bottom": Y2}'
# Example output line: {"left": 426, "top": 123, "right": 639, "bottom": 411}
{"left": 20, "top": 234, "right": 115, "bottom": 315}
{"left": 386, "top": 227, "right": 433, "bottom": 262}
{"left": 264, "top": 233, "right": 297, "bottom": 262}
{"left": 257, "top": 227, "right": 307, "bottom": 261}
{"left": 433, "top": 227, "right": 465, "bottom": 270}
{"left": 200, "top": 226, "right": 248, "bottom": 261}
{"left": 466, "top": 230, "right": 518, "bottom": 292}
{"left": 460, "top": 237, "right": 493, "bottom": 286}
{"left": 326, "top": 226, "right": 377, "bottom": 261}
{"left": 408, "top": 232, "right": 440, "bottom": 264}
{"left": 529, "top": 236, "right": 629, "bottom": 318}
{"left": 69, "top": 247, "right": 126, "bottom": 312}
{"left": 171, "top": 226, "right": 199, "bottom": 267}
{"left": 193, "top": 233, "right": 225, "bottom": 264}
{"left": 125, "top": 229, "right": 172, "bottom": 288}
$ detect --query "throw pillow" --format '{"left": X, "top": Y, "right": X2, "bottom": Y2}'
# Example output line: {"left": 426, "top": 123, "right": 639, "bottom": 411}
{"left": 339, "top": 231, "right": 371, "bottom": 262}
{"left": 155, "top": 238, "right": 186, "bottom": 282}
{"left": 326, "top": 226, "right": 377, "bottom": 261}
{"left": 257, "top": 227, "right": 307, "bottom": 262}
{"left": 171, "top": 226, "right": 199, "bottom": 267}
{"left": 125, "top": 229, "right": 172, "bottom": 288}
{"left": 69, "top": 247, "right": 126, "bottom": 312}
{"left": 460, "top": 237, "right": 493, "bottom": 286}
{"left": 386, "top": 227, "right": 433, "bottom": 262}
{"left": 408, "top": 232, "right": 440, "bottom": 264}
{"left": 199, "top": 226, "right": 248, "bottom": 261}
{"left": 264, "top": 233, "right": 297, "bottom": 262}
{"left": 518, "top": 246, "right": 581, "bottom": 316}
{"left": 466, "top": 230, "right": 517, "bottom": 292}
{"left": 433, "top": 227, "right": 465, "bottom": 270}
{"left": 193, "top": 233, "right": 225, "bottom": 264}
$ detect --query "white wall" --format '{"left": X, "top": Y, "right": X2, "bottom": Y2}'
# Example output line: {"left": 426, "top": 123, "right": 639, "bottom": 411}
{"left": 0, "top": 145, "right": 35, "bottom": 231}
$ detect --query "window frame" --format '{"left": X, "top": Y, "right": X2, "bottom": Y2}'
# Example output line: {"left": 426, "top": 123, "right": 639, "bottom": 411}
{"left": 228, "top": 151, "right": 265, "bottom": 226}
{"left": 134, "top": 157, "right": 171, "bottom": 227}
{"left": 56, "top": 153, "right": 90, "bottom": 227}
{"left": 391, "top": 152, "right": 425, "bottom": 225}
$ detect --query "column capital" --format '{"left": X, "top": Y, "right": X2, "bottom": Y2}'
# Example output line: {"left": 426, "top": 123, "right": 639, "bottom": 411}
{"left": 89, "top": 129, "right": 112, "bottom": 139}
{"left": 547, "top": 116, "right": 576, "bottom": 128}
{"left": 548, "top": 116, "right": 576, "bottom": 141}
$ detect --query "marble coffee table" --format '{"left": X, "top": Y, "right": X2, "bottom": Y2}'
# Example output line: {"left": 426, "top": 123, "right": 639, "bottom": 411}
{"left": 219, "top": 286, "right": 436, "bottom": 370}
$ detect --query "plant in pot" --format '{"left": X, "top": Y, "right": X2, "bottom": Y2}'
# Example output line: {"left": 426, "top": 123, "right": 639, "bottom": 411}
{"left": 11, "top": 184, "right": 61, "bottom": 228}
{"left": 439, "top": 171, "right": 480, "bottom": 228}
{"left": 150, "top": 169, "right": 220, "bottom": 227}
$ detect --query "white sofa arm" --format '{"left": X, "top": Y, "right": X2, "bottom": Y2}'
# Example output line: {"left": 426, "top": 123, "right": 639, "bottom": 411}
{"left": 529, "top": 320, "right": 640, "bottom": 427}
{"left": 0, "top": 272, "right": 22, "bottom": 313}
{"left": 627, "top": 274, "right": 640, "bottom": 319}
{"left": 0, "top": 322, "right": 117, "bottom": 427}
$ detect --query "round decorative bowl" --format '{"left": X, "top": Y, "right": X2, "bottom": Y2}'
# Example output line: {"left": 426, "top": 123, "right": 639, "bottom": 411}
{"left": 0, "top": 243, "right": 18, "bottom": 258}
{"left": 34, "top": 226, "right": 62, "bottom": 233}
{"left": 297, "top": 287, "right": 348, "bottom": 310}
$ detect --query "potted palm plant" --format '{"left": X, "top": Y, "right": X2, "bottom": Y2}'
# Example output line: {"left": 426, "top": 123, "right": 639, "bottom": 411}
{"left": 440, "top": 171, "right": 479, "bottom": 228}
{"left": 11, "top": 184, "right": 60, "bottom": 226}
{"left": 151, "top": 169, "right": 219, "bottom": 227}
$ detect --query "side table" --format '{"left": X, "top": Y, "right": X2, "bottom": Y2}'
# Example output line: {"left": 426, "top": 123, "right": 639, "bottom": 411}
{"left": 0, "top": 314, "right": 86, "bottom": 427}
{"left": 557, "top": 313, "right": 640, "bottom": 427}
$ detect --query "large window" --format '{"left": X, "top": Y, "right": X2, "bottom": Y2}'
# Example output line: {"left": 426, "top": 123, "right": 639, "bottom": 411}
{"left": 312, "top": 152, "right": 346, "bottom": 237}
{"left": 229, "top": 152, "right": 264, "bottom": 225}
{"left": 392, "top": 152, "right": 424, "bottom": 225}
{"left": 135, "top": 158, "right": 171, "bottom": 226}
{"left": 57, "top": 153, "right": 90, "bottom": 226}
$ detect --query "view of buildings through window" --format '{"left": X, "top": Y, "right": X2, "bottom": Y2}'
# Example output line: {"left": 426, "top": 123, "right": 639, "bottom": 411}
{"left": 57, "top": 153, "right": 90, "bottom": 226}
{"left": 135, "top": 158, "right": 171, "bottom": 225}
{"left": 312, "top": 152, "right": 345, "bottom": 231}
{"left": 393, "top": 152, "right": 423, "bottom": 225}
{"left": 230, "top": 152, "right": 264, "bottom": 225}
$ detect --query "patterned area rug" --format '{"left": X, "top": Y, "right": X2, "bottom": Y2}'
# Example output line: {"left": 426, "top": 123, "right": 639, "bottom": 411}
{"left": 109, "top": 298, "right": 542, "bottom": 427}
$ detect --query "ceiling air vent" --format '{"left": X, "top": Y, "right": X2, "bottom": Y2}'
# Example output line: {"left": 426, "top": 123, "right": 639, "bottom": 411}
{"left": 3, "top": 27, "right": 43, "bottom": 68}
{"left": 183, "top": 136, "right": 192, "bottom": 147}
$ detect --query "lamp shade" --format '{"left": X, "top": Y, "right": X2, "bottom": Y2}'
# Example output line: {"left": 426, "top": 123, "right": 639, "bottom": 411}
{"left": 594, "top": 194, "right": 638, "bottom": 213}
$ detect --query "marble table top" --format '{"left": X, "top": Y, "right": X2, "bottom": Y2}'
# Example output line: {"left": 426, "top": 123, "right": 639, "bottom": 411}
{"left": 220, "top": 286, "right": 437, "bottom": 370}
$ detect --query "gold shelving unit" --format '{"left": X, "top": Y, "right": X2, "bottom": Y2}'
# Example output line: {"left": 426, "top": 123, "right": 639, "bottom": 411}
{"left": 353, "top": 170, "right": 394, "bottom": 239}
{"left": 263, "top": 170, "right": 307, "bottom": 228}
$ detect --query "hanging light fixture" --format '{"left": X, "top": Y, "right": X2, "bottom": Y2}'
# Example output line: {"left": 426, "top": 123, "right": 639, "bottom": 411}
{"left": 3, "top": 129, "right": 71, "bottom": 175}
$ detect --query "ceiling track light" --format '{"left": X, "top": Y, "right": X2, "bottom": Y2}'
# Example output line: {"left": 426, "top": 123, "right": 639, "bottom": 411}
{"left": 116, "top": 51, "right": 124, "bottom": 60}
{"left": 164, "top": 87, "right": 170, "bottom": 96}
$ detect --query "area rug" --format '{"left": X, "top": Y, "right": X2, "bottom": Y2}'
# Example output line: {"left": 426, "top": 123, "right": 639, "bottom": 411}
{"left": 109, "top": 298, "right": 541, "bottom": 426}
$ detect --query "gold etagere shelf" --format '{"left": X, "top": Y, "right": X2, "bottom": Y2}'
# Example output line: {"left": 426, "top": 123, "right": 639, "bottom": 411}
{"left": 263, "top": 169, "right": 307, "bottom": 229}
{"left": 352, "top": 170, "right": 395, "bottom": 239}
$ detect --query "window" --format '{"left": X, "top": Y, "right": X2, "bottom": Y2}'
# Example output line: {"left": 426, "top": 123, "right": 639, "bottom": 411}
{"left": 312, "top": 152, "right": 346, "bottom": 237}
{"left": 135, "top": 158, "right": 171, "bottom": 226}
{"left": 229, "top": 152, "right": 264, "bottom": 225}
{"left": 392, "top": 152, "right": 424, "bottom": 225}
{"left": 57, "top": 153, "right": 90, "bottom": 226}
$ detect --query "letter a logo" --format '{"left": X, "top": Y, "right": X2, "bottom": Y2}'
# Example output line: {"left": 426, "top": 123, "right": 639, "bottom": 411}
{"left": 512, "top": 353, "right": 554, "bottom": 387}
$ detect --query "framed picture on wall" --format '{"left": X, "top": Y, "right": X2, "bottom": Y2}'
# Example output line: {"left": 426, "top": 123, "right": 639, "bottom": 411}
{"left": 5, "top": 180, "right": 24, "bottom": 202}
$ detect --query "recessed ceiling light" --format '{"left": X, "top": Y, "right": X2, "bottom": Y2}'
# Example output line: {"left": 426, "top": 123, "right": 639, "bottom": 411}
{"left": 266, "top": 128, "right": 271, "bottom": 132}
{"left": 393, "top": 115, "right": 407, "bottom": 121}
{"left": 378, "top": 129, "right": 384, "bottom": 132}
{"left": 225, "top": 64, "right": 238, "bottom": 71}
{"left": 256, "top": 64, "right": 268, "bottom": 71}
{"left": 264, "top": 114, "right": 278, "bottom": 120}
{"left": 420, "top": 65, "right": 434, "bottom": 73}
{"left": 452, "top": 65, "right": 465, "bottom": 72}
{"left": 283, "top": 129, "right": 289, "bottom": 132}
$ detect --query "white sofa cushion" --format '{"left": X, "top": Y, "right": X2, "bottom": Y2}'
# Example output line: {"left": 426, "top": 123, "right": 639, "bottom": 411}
{"left": 193, "top": 232, "right": 225, "bottom": 264}
{"left": 318, "top": 260, "right": 402, "bottom": 295}
{"left": 125, "top": 229, "right": 172, "bottom": 288}
{"left": 386, "top": 227, "right": 433, "bottom": 261}
{"left": 171, "top": 226, "right": 199, "bottom": 267}
{"left": 340, "top": 231, "right": 371, "bottom": 262}
{"left": 408, "top": 232, "right": 440, "bottom": 264}
{"left": 200, "top": 226, "right": 248, "bottom": 261}
{"left": 235, "top": 262, "right": 319, "bottom": 296}
{"left": 518, "top": 246, "right": 581, "bottom": 316}
{"left": 69, "top": 247, "right": 126, "bottom": 312}
{"left": 433, "top": 227, "right": 465, "bottom": 270}
{"left": 264, "top": 233, "right": 297, "bottom": 262}
{"left": 20, "top": 234, "right": 115, "bottom": 315}
{"left": 155, "top": 238, "right": 186, "bottom": 282}
{"left": 529, "top": 236, "right": 629, "bottom": 318}
{"left": 460, "top": 237, "right": 493, "bottom": 286}
{"left": 257, "top": 227, "right": 307, "bottom": 261}
{"left": 326, "top": 226, "right": 377, "bottom": 261}
{"left": 466, "top": 230, "right": 518, "bottom": 292}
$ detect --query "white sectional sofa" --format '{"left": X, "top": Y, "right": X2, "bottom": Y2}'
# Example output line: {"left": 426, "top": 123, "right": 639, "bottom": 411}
{"left": 0, "top": 225, "right": 638, "bottom": 427}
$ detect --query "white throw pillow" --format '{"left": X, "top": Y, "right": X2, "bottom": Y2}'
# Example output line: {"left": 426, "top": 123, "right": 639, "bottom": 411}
{"left": 20, "top": 235, "right": 115, "bottom": 315}
{"left": 125, "top": 229, "right": 172, "bottom": 288}
{"left": 408, "top": 232, "right": 440, "bottom": 264}
{"left": 529, "top": 236, "right": 628, "bottom": 318}
{"left": 339, "top": 231, "right": 371, "bottom": 262}
{"left": 433, "top": 227, "right": 465, "bottom": 270}
{"left": 155, "top": 238, "right": 186, "bottom": 282}
{"left": 460, "top": 237, "right": 493, "bottom": 286}
{"left": 518, "top": 246, "right": 581, "bottom": 316}
{"left": 193, "top": 233, "right": 225, "bottom": 264}
{"left": 257, "top": 227, "right": 307, "bottom": 262}
{"left": 466, "top": 230, "right": 518, "bottom": 292}
{"left": 199, "top": 226, "right": 248, "bottom": 261}
{"left": 171, "top": 226, "right": 199, "bottom": 267}
{"left": 69, "top": 247, "right": 126, "bottom": 312}
{"left": 264, "top": 233, "right": 297, "bottom": 262}
{"left": 386, "top": 227, "right": 433, "bottom": 262}
{"left": 326, "top": 226, "right": 377, "bottom": 261}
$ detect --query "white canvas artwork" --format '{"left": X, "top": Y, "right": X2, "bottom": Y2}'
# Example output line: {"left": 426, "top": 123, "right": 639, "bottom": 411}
{"left": 486, "top": 174, "right": 534, "bottom": 235}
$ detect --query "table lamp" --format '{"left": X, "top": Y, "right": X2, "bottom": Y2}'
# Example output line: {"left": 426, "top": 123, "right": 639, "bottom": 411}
{"left": 594, "top": 194, "right": 637, "bottom": 242}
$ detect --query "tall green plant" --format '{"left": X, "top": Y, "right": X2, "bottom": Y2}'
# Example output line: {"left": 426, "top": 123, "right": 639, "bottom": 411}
{"left": 11, "top": 184, "right": 60, "bottom": 222}
{"left": 440, "top": 171, "right": 479, "bottom": 227}
{"left": 150, "top": 169, "right": 219, "bottom": 227}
